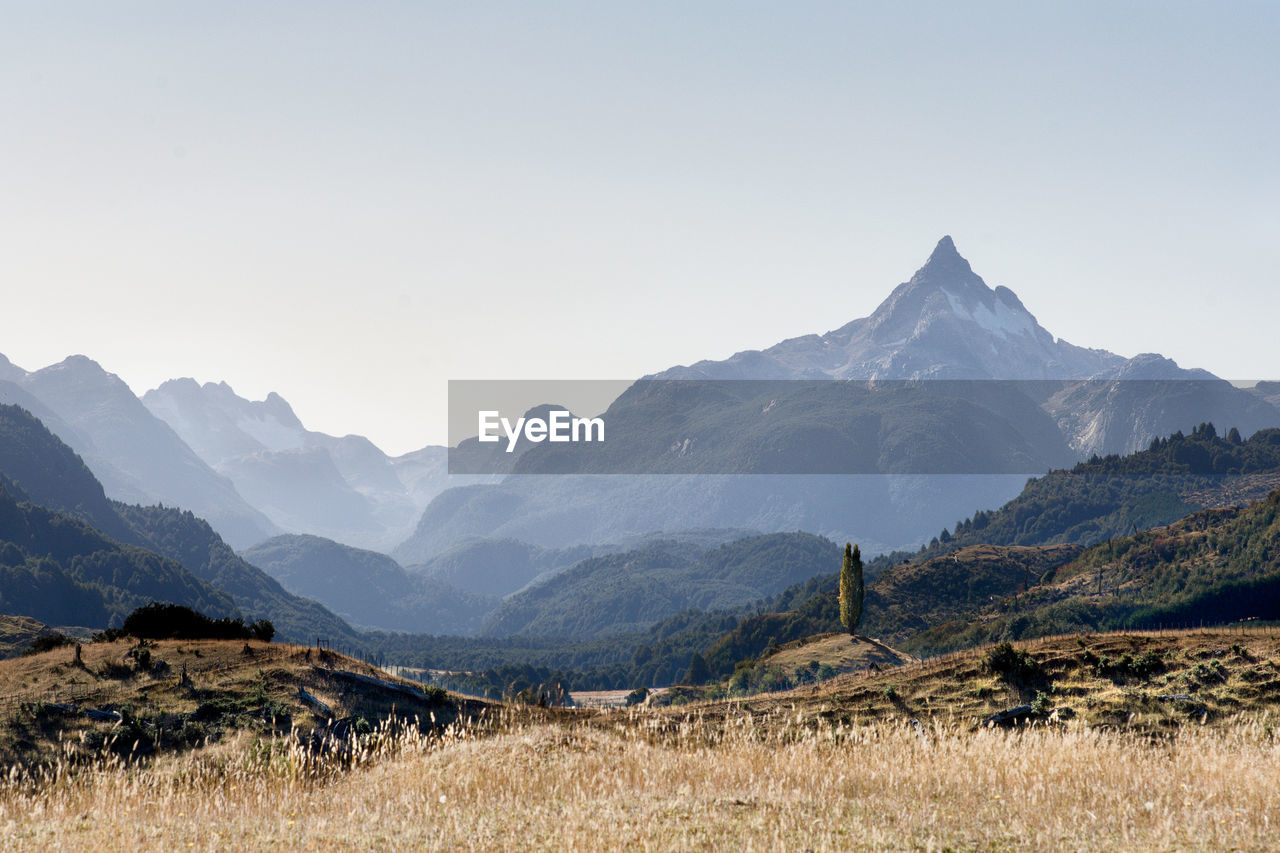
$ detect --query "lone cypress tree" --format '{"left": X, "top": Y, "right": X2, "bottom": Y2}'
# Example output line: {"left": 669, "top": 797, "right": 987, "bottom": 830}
{"left": 839, "top": 542, "right": 864, "bottom": 635}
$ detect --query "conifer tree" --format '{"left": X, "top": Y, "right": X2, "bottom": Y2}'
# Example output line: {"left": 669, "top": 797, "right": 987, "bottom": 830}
{"left": 839, "top": 542, "right": 864, "bottom": 635}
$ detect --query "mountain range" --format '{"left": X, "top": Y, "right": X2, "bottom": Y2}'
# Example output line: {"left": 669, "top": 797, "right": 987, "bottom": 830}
{"left": 3, "top": 234, "right": 1279, "bottom": 665}
{"left": 0, "top": 353, "right": 487, "bottom": 552}
{"left": 5, "top": 236, "right": 1274, "bottom": 568}
{"left": 142, "top": 378, "right": 478, "bottom": 551}
{"left": 0, "top": 355, "right": 276, "bottom": 548}
{"left": 399, "top": 237, "right": 1280, "bottom": 561}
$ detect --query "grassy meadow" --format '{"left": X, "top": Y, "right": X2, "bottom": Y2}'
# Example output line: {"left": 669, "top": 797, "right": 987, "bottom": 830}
{"left": 5, "top": 629, "right": 1280, "bottom": 850}
{"left": 4, "top": 708, "right": 1280, "bottom": 850}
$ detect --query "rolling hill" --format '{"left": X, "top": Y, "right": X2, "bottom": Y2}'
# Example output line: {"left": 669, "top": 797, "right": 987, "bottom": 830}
{"left": 0, "top": 633, "right": 481, "bottom": 768}
{"left": 482, "top": 533, "right": 842, "bottom": 640}
{"left": 243, "top": 534, "right": 498, "bottom": 635}
{"left": 693, "top": 424, "right": 1280, "bottom": 675}
{"left": 907, "top": 486, "right": 1280, "bottom": 654}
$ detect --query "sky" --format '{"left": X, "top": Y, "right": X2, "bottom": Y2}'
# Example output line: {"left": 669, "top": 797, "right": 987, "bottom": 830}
{"left": 1, "top": 2, "right": 1277, "bottom": 454}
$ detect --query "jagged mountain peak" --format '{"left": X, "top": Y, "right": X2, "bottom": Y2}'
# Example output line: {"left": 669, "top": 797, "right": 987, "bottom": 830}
{"left": 864, "top": 237, "right": 1042, "bottom": 345}
{"left": 262, "top": 391, "right": 302, "bottom": 428}
{"left": 145, "top": 380, "right": 306, "bottom": 434}
{"left": 157, "top": 377, "right": 202, "bottom": 394}
{"left": 920, "top": 234, "right": 972, "bottom": 277}
{"left": 658, "top": 236, "right": 1114, "bottom": 381}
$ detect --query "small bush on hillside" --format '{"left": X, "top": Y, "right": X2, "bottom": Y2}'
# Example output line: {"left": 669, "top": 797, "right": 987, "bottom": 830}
{"left": 1088, "top": 649, "right": 1165, "bottom": 682}
{"left": 111, "top": 714, "right": 155, "bottom": 755}
{"left": 984, "top": 643, "right": 1046, "bottom": 685}
{"left": 179, "top": 720, "right": 207, "bottom": 746}
{"left": 1193, "top": 659, "right": 1228, "bottom": 684}
{"left": 99, "top": 659, "right": 134, "bottom": 680}
{"left": 194, "top": 696, "right": 251, "bottom": 721}
{"left": 418, "top": 685, "right": 448, "bottom": 704}
{"left": 22, "top": 633, "right": 76, "bottom": 656}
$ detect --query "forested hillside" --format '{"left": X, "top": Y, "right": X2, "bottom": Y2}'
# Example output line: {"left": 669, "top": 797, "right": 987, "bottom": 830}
{"left": 481, "top": 533, "right": 841, "bottom": 640}
{"left": 0, "top": 404, "right": 360, "bottom": 643}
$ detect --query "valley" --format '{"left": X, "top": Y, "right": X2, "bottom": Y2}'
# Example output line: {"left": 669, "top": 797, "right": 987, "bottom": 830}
{"left": 4, "top": 238, "right": 1280, "bottom": 849}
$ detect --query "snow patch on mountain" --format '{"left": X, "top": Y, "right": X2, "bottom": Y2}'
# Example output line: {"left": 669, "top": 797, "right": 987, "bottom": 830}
{"left": 940, "top": 288, "right": 1036, "bottom": 340}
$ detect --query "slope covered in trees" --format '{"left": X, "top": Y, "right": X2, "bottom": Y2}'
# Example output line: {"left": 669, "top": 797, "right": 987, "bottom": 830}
{"left": 0, "top": 404, "right": 139, "bottom": 544}
{"left": 693, "top": 425, "right": 1280, "bottom": 677}
{"left": 926, "top": 424, "right": 1280, "bottom": 554}
{"left": 0, "top": 473, "right": 236, "bottom": 627}
{"left": 0, "top": 404, "right": 360, "bottom": 643}
{"left": 480, "top": 533, "right": 841, "bottom": 640}
{"left": 116, "top": 505, "right": 360, "bottom": 644}
{"left": 910, "top": 487, "right": 1280, "bottom": 654}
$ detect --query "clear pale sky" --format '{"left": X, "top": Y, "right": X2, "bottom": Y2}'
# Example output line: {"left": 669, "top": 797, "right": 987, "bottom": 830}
{"left": 2, "top": 2, "right": 1276, "bottom": 454}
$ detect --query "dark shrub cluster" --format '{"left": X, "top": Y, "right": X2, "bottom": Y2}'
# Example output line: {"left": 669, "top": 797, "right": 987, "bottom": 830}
{"left": 983, "top": 642, "right": 1046, "bottom": 684}
{"left": 1081, "top": 648, "right": 1165, "bottom": 682}
{"left": 98, "top": 603, "right": 274, "bottom": 643}
{"left": 22, "top": 633, "right": 77, "bottom": 656}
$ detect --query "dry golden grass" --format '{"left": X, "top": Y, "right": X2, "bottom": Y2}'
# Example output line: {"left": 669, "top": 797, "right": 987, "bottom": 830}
{"left": 758, "top": 632, "right": 915, "bottom": 680}
{"left": 0, "top": 639, "right": 481, "bottom": 767}
{"left": 8, "top": 629, "right": 1280, "bottom": 849}
{"left": 4, "top": 707, "right": 1280, "bottom": 851}
{"left": 731, "top": 627, "right": 1280, "bottom": 730}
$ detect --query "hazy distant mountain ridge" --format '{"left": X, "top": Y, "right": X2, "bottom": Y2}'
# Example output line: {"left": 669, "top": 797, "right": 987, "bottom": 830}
{"left": 0, "top": 356, "right": 277, "bottom": 548}
{"left": 143, "top": 379, "right": 465, "bottom": 552}
{"left": 243, "top": 534, "right": 498, "bottom": 635}
{"left": 0, "top": 355, "right": 26, "bottom": 384}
